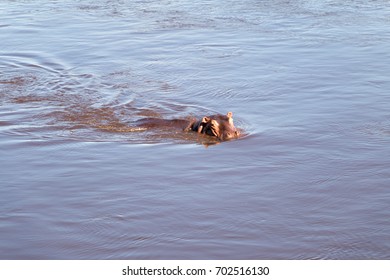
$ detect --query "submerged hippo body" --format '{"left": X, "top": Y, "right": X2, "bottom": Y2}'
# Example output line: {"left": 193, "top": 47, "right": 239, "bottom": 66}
{"left": 136, "top": 112, "right": 240, "bottom": 142}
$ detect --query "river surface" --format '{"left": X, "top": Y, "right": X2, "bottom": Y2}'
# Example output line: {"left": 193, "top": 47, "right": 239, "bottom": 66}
{"left": 1, "top": 0, "right": 390, "bottom": 259}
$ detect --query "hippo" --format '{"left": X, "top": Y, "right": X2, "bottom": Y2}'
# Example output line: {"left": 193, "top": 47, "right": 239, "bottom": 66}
{"left": 136, "top": 112, "right": 241, "bottom": 141}
{"left": 185, "top": 112, "right": 240, "bottom": 141}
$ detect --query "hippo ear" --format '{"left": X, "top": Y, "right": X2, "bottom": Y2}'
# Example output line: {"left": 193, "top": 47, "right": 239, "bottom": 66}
{"left": 210, "top": 120, "right": 220, "bottom": 137}
{"left": 211, "top": 119, "right": 220, "bottom": 126}
{"left": 202, "top": 116, "right": 210, "bottom": 123}
{"left": 227, "top": 112, "right": 234, "bottom": 125}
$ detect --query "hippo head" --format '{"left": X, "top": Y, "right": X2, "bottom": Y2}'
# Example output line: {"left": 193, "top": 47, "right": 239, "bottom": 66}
{"left": 197, "top": 112, "right": 240, "bottom": 141}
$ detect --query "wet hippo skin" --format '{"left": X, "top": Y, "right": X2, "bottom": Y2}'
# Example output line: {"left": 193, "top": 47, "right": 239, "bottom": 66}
{"left": 186, "top": 112, "right": 240, "bottom": 141}
{"left": 136, "top": 112, "right": 240, "bottom": 141}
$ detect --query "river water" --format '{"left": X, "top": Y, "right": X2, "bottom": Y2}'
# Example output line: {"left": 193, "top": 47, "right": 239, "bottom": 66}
{"left": 1, "top": 0, "right": 390, "bottom": 259}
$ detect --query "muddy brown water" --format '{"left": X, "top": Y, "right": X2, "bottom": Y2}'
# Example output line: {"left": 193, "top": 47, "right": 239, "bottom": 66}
{"left": 1, "top": 0, "right": 390, "bottom": 259}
